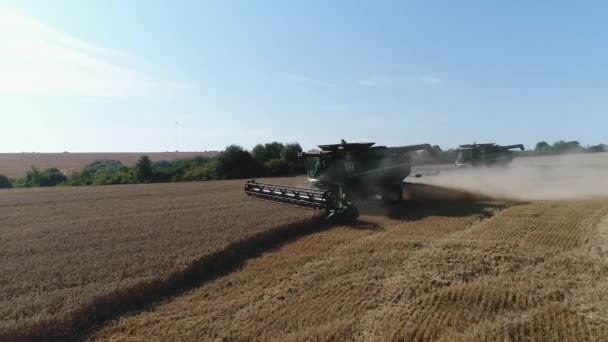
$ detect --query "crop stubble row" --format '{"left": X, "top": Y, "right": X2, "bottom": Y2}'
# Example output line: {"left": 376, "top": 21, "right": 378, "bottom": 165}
{"left": 92, "top": 198, "right": 608, "bottom": 341}
{"left": 0, "top": 179, "right": 319, "bottom": 340}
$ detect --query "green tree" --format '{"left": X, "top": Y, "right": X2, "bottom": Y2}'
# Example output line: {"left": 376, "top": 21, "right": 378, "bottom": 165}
{"left": 251, "top": 144, "right": 268, "bottom": 163}
{"left": 264, "top": 142, "right": 284, "bottom": 161}
{"left": 92, "top": 170, "right": 134, "bottom": 185}
{"left": 553, "top": 140, "right": 583, "bottom": 153}
{"left": 535, "top": 141, "right": 551, "bottom": 152}
{"left": 0, "top": 174, "right": 11, "bottom": 189}
{"left": 183, "top": 162, "right": 218, "bottom": 181}
{"left": 566, "top": 141, "right": 582, "bottom": 151}
{"left": 586, "top": 144, "right": 607, "bottom": 153}
{"left": 252, "top": 142, "right": 284, "bottom": 163}
{"left": 216, "top": 145, "right": 263, "bottom": 179}
{"left": 280, "top": 143, "right": 305, "bottom": 174}
{"left": 67, "top": 159, "right": 130, "bottom": 186}
{"left": 265, "top": 158, "right": 290, "bottom": 176}
{"left": 67, "top": 170, "right": 94, "bottom": 186}
{"left": 280, "top": 143, "right": 303, "bottom": 163}
{"left": 135, "top": 155, "right": 154, "bottom": 183}
{"left": 25, "top": 167, "right": 66, "bottom": 187}
{"left": 84, "top": 160, "right": 126, "bottom": 174}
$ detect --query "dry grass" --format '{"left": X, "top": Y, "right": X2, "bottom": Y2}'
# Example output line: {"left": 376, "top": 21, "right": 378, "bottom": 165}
{"left": 0, "top": 152, "right": 217, "bottom": 177}
{"left": 0, "top": 179, "right": 320, "bottom": 340}
{"left": 91, "top": 198, "right": 608, "bottom": 341}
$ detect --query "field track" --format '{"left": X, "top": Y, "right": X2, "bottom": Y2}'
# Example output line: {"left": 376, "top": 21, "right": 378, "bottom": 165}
{"left": 92, "top": 197, "right": 608, "bottom": 341}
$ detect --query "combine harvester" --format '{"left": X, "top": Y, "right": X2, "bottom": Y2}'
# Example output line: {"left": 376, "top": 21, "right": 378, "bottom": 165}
{"left": 245, "top": 140, "right": 434, "bottom": 221}
{"left": 455, "top": 143, "right": 524, "bottom": 167}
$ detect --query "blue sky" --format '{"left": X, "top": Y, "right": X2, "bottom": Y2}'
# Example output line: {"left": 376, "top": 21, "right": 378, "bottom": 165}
{"left": 0, "top": 0, "right": 606, "bottom": 152}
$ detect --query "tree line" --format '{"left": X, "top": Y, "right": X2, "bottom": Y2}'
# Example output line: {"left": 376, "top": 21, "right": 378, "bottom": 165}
{"left": 0, "top": 139, "right": 605, "bottom": 189}
{"left": 528, "top": 140, "right": 607, "bottom": 155}
{"left": 0, "top": 142, "right": 305, "bottom": 189}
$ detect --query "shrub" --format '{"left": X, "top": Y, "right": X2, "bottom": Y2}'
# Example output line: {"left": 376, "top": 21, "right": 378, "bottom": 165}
{"left": 586, "top": 144, "right": 607, "bottom": 153}
{"left": 83, "top": 160, "right": 126, "bottom": 175}
{"left": 281, "top": 143, "right": 305, "bottom": 174}
{"left": 25, "top": 167, "right": 67, "bottom": 187}
{"left": 67, "top": 170, "right": 94, "bottom": 186}
{"left": 215, "top": 145, "right": 264, "bottom": 179}
{"left": 252, "top": 142, "right": 284, "bottom": 164}
{"left": 93, "top": 170, "right": 135, "bottom": 185}
{"left": 183, "top": 163, "right": 218, "bottom": 181}
{"left": 135, "top": 156, "right": 153, "bottom": 183}
{"left": 152, "top": 157, "right": 209, "bottom": 183}
{"left": 0, "top": 174, "right": 11, "bottom": 189}
{"left": 280, "top": 143, "right": 302, "bottom": 163}
{"left": 265, "top": 158, "right": 289, "bottom": 177}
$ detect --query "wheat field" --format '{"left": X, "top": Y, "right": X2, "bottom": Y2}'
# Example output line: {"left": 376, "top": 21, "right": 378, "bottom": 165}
{"left": 92, "top": 198, "right": 608, "bottom": 341}
{"left": 0, "top": 179, "right": 319, "bottom": 340}
{"left": 2, "top": 176, "right": 608, "bottom": 341}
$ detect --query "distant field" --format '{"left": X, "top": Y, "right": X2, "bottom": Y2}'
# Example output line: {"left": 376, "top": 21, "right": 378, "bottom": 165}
{"left": 0, "top": 152, "right": 218, "bottom": 177}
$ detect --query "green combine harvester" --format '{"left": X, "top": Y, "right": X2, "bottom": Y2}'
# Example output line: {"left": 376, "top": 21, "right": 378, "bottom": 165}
{"left": 244, "top": 140, "right": 434, "bottom": 221}
{"left": 455, "top": 143, "right": 524, "bottom": 167}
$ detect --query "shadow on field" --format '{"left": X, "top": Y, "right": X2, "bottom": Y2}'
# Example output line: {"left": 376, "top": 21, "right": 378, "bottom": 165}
{"left": 9, "top": 214, "right": 336, "bottom": 342}
{"left": 359, "top": 183, "right": 522, "bottom": 221}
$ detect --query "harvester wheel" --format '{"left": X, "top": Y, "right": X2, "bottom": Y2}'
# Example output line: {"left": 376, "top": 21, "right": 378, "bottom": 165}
{"left": 325, "top": 204, "right": 359, "bottom": 222}
{"left": 382, "top": 184, "right": 403, "bottom": 204}
{"left": 342, "top": 205, "right": 359, "bottom": 221}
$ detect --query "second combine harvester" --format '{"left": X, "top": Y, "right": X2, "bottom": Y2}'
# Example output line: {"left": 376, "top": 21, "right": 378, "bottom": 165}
{"left": 244, "top": 140, "right": 434, "bottom": 221}
{"left": 455, "top": 143, "right": 524, "bottom": 167}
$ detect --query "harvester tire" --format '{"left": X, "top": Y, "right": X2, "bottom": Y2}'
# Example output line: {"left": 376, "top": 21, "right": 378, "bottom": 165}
{"left": 382, "top": 185, "right": 403, "bottom": 204}
{"left": 342, "top": 205, "right": 360, "bottom": 221}
{"left": 324, "top": 205, "right": 359, "bottom": 222}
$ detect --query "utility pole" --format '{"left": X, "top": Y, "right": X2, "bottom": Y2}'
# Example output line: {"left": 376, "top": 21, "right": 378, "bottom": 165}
{"left": 175, "top": 120, "right": 179, "bottom": 153}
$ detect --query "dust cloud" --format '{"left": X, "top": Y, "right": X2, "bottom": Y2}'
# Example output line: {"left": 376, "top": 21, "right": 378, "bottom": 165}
{"left": 411, "top": 153, "right": 608, "bottom": 201}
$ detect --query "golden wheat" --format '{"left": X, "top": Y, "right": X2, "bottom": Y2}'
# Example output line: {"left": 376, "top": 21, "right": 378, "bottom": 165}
{"left": 0, "top": 179, "right": 319, "bottom": 340}
{"left": 91, "top": 199, "right": 608, "bottom": 341}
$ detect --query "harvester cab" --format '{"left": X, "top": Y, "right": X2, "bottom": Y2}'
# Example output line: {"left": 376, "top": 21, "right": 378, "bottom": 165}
{"left": 455, "top": 143, "right": 524, "bottom": 167}
{"left": 244, "top": 140, "right": 435, "bottom": 221}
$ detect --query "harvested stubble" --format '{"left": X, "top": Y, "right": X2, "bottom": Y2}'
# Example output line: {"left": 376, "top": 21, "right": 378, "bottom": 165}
{"left": 0, "top": 179, "right": 321, "bottom": 340}
{"left": 92, "top": 198, "right": 608, "bottom": 341}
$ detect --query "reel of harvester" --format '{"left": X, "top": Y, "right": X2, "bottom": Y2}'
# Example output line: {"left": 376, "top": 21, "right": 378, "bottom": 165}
{"left": 244, "top": 181, "right": 359, "bottom": 221}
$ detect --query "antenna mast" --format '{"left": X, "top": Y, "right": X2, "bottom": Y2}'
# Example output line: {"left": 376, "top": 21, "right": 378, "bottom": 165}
{"left": 175, "top": 120, "right": 179, "bottom": 153}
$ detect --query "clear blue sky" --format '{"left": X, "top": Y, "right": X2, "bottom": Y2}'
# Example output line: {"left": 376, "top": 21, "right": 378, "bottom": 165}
{"left": 1, "top": 0, "right": 606, "bottom": 152}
